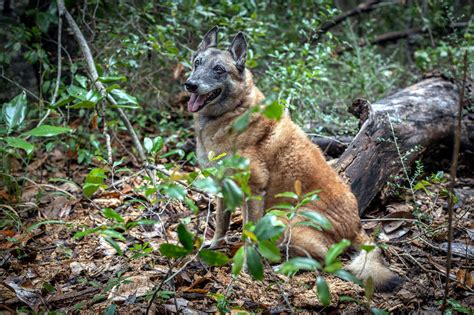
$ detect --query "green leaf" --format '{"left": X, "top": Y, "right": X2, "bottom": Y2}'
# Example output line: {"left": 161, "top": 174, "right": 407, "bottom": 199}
{"left": 193, "top": 177, "right": 220, "bottom": 195}
{"left": 316, "top": 276, "right": 331, "bottom": 307}
{"left": 323, "top": 261, "right": 343, "bottom": 273}
{"left": 102, "top": 208, "right": 124, "bottom": 223}
{"left": 371, "top": 308, "right": 389, "bottom": 315}
{"left": 246, "top": 246, "right": 263, "bottom": 280}
{"left": 27, "top": 220, "right": 65, "bottom": 232}
{"left": 184, "top": 197, "right": 199, "bottom": 214}
{"left": 83, "top": 183, "right": 102, "bottom": 198}
{"left": 324, "top": 239, "right": 351, "bottom": 266}
{"left": 103, "top": 236, "right": 123, "bottom": 255}
{"left": 258, "top": 240, "right": 281, "bottom": 262}
{"left": 24, "top": 125, "right": 72, "bottom": 137}
{"left": 262, "top": 100, "right": 284, "bottom": 120}
{"left": 99, "top": 76, "right": 127, "bottom": 83}
{"left": 365, "top": 276, "right": 375, "bottom": 301}
{"left": 254, "top": 215, "right": 286, "bottom": 241}
{"left": 83, "top": 168, "right": 107, "bottom": 198}
{"left": 232, "top": 111, "right": 250, "bottom": 132}
{"left": 232, "top": 246, "right": 245, "bottom": 276}
{"left": 198, "top": 249, "right": 229, "bottom": 266}
{"left": 222, "top": 178, "right": 244, "bottom": 210}
{"left": 299, "top": 211, "right": 332, "bottom": 230}
{"left": 67, "top": 85, "right": 89, "bottom": 100}
{"left": 160, "top": 149, "right": 185, "bottom": 159}
{"left": 85, "top": 168, "right": 107, "bottom": 184}
{"left": 110, "top": 89, "right": 138, "bottom": 105}
{"left": 277, "top": 257, "right": 321, "bottom": 276}
{"left": 164, "top": 184, "right": 187, "bottom": 201}
{"left": 359, "top": 244, "right": 376, "bottom": 252}
{"left": 74, "top": 74, "right": 88, "bottom": 88}
{"left": 67, "top": 100, "right": 96, "bottom": 109}
{"left": 340, "top": 295, "right": 358, "bottom": 303}
{"left": 104, "top": 303, "right": 117, "bottom": 315}
{"left": 106, "top": 84, "right": 121, "bottom": 93}
{"left": 2, "top": 91, "right": 27, "bottom": 133}
{"left": 177, "top": 224, "right": 194, "bottom": 251}
{"left": 53, "top": 96, "right": 74, "bottom": 108}
{"left": 274, "top": 191, "right": 299, "bottom": 199}
{"left": 144, "top": 137, "right": 153, "bottom": 153}
{"left": 73, "top": 227, "right": 100, "bottom": 239}
{"left": 5, "top": 137, "right": 34, "bottom": 155}
{"left": 334, "top": 269, "right": 363, "bottom": 286}
{"left": 159, "top": 243, "right": 190, "bottom": 258}
{"left": 100, "top": 229, "right": 126, "bottom": 241}
{"left": 152, "top": 137, "right": 164, "bottom": 153}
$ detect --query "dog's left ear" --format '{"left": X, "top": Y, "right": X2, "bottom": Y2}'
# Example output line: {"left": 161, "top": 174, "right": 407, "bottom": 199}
{"left": 228, "top": 32, "right": 247, "bottom": 72}
{"left": 197, "top": 26, "right": 219, "bottom": 51}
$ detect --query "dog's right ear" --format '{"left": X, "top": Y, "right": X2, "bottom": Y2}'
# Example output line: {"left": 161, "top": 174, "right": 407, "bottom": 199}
{"left": 197, "top": 26, "right": 219, "bottom": 51}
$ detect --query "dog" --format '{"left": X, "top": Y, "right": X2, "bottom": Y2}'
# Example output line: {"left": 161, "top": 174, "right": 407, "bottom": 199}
{"left": 184, "top": 26, "right": 401, "bottom": 291}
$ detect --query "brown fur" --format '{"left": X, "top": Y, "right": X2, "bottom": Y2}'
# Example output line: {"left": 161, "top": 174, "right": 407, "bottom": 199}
{"left": 188, "top": 28, "right": 401, "bottom": 291}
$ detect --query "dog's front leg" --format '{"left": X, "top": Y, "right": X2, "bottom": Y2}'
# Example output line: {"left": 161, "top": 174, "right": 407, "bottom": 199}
{"left": 241, "top": 153, "right": 268, "bottom": 226}
{"left": 243, "top": 191, "right": 265, "bottom": 225}
{"left": 210, "top": 197, "right": 231, "bottom": 248}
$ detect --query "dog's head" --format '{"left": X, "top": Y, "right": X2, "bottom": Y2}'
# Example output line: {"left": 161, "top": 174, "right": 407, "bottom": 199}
{"left": 185, "top": 26, "right": 248, "bottom": 116}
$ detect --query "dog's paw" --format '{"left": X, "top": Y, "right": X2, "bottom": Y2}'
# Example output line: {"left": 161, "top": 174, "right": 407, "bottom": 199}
{"left": 204, "top": 236, "right": 227, "bottom": 249}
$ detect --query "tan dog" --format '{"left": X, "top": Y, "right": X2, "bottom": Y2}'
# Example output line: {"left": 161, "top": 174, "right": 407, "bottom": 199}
{"left": 185, "top": 26, "right": 401, "bottom": 291}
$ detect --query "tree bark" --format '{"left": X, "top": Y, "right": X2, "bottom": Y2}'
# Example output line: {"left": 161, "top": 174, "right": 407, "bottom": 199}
{"left": 335, "top": 77, "right": 472, "bottom": 214}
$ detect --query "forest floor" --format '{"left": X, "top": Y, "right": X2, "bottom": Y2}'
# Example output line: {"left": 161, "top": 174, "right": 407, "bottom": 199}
{"left": 0, "top": 130, "right": 473, "bottom": 314}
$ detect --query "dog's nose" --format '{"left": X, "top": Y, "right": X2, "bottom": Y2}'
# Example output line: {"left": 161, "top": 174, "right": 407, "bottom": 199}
{"left": 185, "top": 81, "right": 198, "bottom": 93}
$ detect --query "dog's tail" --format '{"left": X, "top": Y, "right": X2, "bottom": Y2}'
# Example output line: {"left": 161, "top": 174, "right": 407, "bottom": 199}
{"left": 346, "top": 230, "right": 403, "bottom": 292}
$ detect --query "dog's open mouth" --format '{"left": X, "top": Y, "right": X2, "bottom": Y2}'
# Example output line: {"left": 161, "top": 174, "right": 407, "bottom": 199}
{"left": 187, "top": 88, "right": 222, "bottom": 113}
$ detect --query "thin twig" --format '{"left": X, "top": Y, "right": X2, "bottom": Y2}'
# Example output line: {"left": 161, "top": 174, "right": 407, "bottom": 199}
{"left": 441, "top": 50, "right": 468, "bottom": 312}
{"left": 387, "top": 113, "right": 417, "bottom": 203}
{"left": 37, "top": 4, "right": 63, "bottom": 127}
{"left": 0, "top": 70, "right": 41, "bottom": 101}
{"left": 263, "top": 259, "right": 293, "bottom": 313}
{"left": 147, "top": 164, "right": 211, "bottom": 197}
{"left": 146, "top": 198, "right": 213, "bottom": 313}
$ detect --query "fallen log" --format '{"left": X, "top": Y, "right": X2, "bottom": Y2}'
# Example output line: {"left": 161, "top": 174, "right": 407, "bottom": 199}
{"left": 336, "top": 77, "right": 473, "bottom": 214}
{"left": 311, "top": 135, "right": 352, "bottom": 158}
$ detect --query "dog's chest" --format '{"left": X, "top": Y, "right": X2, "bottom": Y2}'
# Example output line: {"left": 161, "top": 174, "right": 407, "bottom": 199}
{"left": 195, "top": 123, "right": 236, "bottom": 168}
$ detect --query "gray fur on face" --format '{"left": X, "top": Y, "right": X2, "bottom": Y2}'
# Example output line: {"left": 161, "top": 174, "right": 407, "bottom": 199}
{"left": 185, "top": 28, "right": 249, "bottom": 117}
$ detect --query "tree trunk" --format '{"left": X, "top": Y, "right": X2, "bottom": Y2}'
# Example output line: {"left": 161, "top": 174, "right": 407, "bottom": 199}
{"left": 335, "top": 77, "right": 472, "bottom": 214}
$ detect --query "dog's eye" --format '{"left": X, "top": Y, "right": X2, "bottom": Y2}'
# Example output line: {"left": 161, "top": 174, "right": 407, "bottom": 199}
{"left": 194, "top": 59, "right": 200, "bottom": 67}
{"left": 214, "top": 65, "right": 225, "bottom": 74}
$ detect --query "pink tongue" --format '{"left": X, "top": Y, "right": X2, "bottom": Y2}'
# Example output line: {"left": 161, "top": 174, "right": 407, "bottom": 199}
{"left": 187, "top": 93, "right": 206, "bottom": 112}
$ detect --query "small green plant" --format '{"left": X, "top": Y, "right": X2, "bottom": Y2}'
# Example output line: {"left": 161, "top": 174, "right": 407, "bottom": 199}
{"left": 73, "top": 207, "right": 156, "bottom": 256}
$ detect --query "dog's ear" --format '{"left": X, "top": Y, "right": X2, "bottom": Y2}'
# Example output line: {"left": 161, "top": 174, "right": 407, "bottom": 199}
{"left": 197, "top": 26, "right": 219, "bottom": 51}
{"left": 228, "top": 32, "right": 247, "bottom": 72}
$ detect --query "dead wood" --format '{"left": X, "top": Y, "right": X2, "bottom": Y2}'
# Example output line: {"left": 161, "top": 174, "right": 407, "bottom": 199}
{"left": 311, "top": 135, "right": 352, "bottom": 158}
{"left": 336, "top": 76, "right": 473, "bottom": 214}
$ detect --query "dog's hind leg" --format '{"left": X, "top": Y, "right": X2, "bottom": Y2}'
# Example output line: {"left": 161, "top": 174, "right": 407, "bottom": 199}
{"left": 285, "top": 224, "right": 333, "bottom": 259}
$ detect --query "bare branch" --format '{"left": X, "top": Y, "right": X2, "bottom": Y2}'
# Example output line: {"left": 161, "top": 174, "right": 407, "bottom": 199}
{"left": 57, "top": 0, "right": 155, "bottom": 181}
{"left": 37, "top": 4, "right": 64, "bottom": 127}
{"left": 441, "top": 50, "right": 468, "bottom": 312}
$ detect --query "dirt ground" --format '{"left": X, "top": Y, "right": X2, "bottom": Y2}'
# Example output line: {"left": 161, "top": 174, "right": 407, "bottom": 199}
{"left": 1, "top": 135, "right": 473, "bottom": 314}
